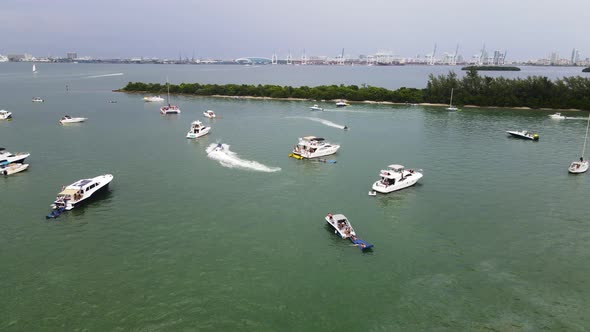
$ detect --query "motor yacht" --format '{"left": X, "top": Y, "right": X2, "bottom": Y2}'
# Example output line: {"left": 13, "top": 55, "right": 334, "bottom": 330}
{"left": 49, "top": 174, "right": 113, "bottom": 213}
{"left": 291, "top": 136, "right": 340, "bottom": 159}
{"left": 144, "top": 95, "right": 164, "bottom": 102}
{"left": 0, "top": 110, "right": 12, "bottom": 120}
{"left": 324, "top": 213, "right": 373, "bottom": 250}
{"left": 60, "top": 115, "right": 87, "bottom": 124}
{"left": 335, "top": 101, "right": 349, "bottom": 107}
{"left": 0, "top": 148, "right": 30, "bottom": 164}
{"left": 506, "top": 130, "right": 539, "bottom": 141}
{"left": 549, "top": 112, "right": 566, "bottom": 119}
{"left": 203, "top": 110, "right": 216, "bottom": 118}
{"left": 371, "top": 164, "right": 423, "bottom": 194}
{"left": 310, "top": 104, "right": 323, "bottom": 111}
{"left": 0, "top": 161, "right": 29, "bottom": 176}
{"left": 32, "top": 97, "right": 44, "bottom": 103}
{"left": 186, "top": 120, "right": 211, "bottom": 139}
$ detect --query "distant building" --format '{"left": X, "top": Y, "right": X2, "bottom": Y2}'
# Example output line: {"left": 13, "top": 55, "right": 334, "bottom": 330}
{"left": 571, "top": 48, "right": 580, "bottom": 65}
{"left": 67, "top": 52, "right": 77, "bottom": 60}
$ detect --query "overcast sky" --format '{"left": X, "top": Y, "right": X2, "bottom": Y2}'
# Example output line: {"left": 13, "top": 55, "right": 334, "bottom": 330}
{"left": 1, "top": 0, "right": 588, "bottom": 61}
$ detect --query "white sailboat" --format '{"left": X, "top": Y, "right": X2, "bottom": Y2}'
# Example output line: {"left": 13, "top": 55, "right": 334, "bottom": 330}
{"left": 568, "top": 113, "right": 590, "bottom": 174}
{"left": 446, "top": 88, "right": 458, "bottom": 111}
{"left": 32, "top": 64, "right": 37, "bottom": 73}
{"left": 160, "top": 79, "right": 180, "bottom": 115}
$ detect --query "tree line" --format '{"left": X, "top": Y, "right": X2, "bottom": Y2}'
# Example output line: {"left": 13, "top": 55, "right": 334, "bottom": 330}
{"left": 121, "top": 69, "right": 590, "bottom": 110}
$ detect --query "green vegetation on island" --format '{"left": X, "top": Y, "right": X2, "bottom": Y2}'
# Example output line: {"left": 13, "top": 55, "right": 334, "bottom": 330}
{"left": 120, "top": 68, "right": 590, "bottom": 110}
{"left": 583, "top": 67, "right": 590, "bottom": 73}
{"left": 461, "top": 65, "right": 521, "bottom": 71}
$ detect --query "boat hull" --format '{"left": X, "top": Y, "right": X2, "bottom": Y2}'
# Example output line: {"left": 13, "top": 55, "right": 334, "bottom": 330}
{"left": 1, "top": 163, "right": 29, "bottom": 176}
{"left": 372, "top": 172, "right": 423, "bottom": 193}
{"left": 186, "top": 127, "right": 211, "bottom": 139}
{"left": 60, "top": 118, "right": 87, "bottom": 124}
{"left": 568, "top": 161, "right": 589, "bottom": 174}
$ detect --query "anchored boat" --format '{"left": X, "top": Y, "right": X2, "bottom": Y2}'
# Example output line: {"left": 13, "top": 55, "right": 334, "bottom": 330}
{"left": 0, "top": 148, "right": 30, "bottom": 164}
{"left": 59, "top": 115, "right": 87, "bottom": 124}
{"left": 186, "top": 120, "right": 211, "bottom": 139}
{"left": 47, "top": 174, "right": 113, "bottom": 218}
{"left": 203, "top": 110, "right": 216, "bottom": 118}
{"left": 0, "top": 110, "right": 12, "bottom": 120}
{"left": 291, "top": 136, "right": 340, "bottom": 159}
{"left": 372, "top": 164, "right": 423, "bottom": 194}
{"left": 0, "top": 161, "right": 29, "bottom": 176}
{"left": 324, "top": 213, "right": 373, "bottom": 250}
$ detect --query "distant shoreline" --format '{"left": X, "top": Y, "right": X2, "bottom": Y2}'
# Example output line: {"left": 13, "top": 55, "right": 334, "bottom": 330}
{"left": 114, "top": 90, "right": 584, "bottom": 112}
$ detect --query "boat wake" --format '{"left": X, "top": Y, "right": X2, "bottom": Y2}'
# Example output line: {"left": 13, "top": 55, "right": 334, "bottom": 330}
{"left": 565, "top": 116, "right": 589, "bottom": 120}
{"left": 288, "top": 116, "right": 347, "bottom": 130}
{"left": 85, "top": 73, "right": 124, "bottom": 79}
{"left": 206, "top": 143, "right": 281, "bottom": 172}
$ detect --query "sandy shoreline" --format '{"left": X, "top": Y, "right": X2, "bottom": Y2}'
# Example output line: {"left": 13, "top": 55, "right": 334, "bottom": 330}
{"left": 115, "top": 90, "right": 586, "bottom": 112}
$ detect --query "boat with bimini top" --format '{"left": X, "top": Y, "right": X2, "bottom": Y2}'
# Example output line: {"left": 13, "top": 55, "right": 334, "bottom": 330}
{"left": 186, "top": 120, "right": 211, "bottom": 139}
{"left": 291, "top": 136, "right": 340, "bottom": 159}
{"left": 47, "top": 174, "right": 113, "bottom": 218}
{"left": 324, "top": 213, "right": 373, "bottom": 250}
{"left": 372, "top": 164, "right": 423, "bottom": 194}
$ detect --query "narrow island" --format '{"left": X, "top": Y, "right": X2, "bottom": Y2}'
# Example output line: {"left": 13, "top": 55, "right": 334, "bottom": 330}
{"left": 461, "top": 65, "right": 521, "bottom": 71}
{"left": 119, "top": 69, "right": 590, "bottom": 110}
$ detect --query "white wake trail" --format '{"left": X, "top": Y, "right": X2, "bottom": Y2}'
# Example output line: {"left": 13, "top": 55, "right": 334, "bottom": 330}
{"left": 288, "top": 116, "right": 347, "bottom": 130}
{"left": 206, "top": 143, "right": 281, "bottom": 173}
{"left": 85, "top": 73, "right": 124, "bottom": 78}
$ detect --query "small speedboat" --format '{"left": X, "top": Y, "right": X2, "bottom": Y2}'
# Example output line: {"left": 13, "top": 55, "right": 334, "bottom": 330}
{"left": 569, "top": 159, "right": 589, "bottom": 174}
{"left": 203, "top": 110, "right": 216, "bottom": 118}
{"left": 0, "top": 110, "right": 12, "bottom": 120}
{"left": 324, "top": 213, "right": 373, "bottom": 251}
{"left": 335, "top": 101, "right": 349, "bottom": 107}
{"left": 32, "top": 97, "right": 44, "bottom": 102}
{"left": 60, "top": 115, "right": 87, "bottom": 124}
{"left": 0, "top": 161, "right": 29, "bottom": 176}
{"left": 549, "top": 112, "right": 566, "bottom": 119}
{"left": 47, "top": 174, "right": 113, "bottom": 218}
{"left": 372, "top": 164, "right": 423, "bottom": 193}
{"left": 310, "top": 104, "right": 323, "bottom": 111}
{"left": 506, "top": 130, "right": 539, "bottom": 141}
{"left": 143, "top": 96, "right": 164, "bottom": 102}
{"left": 211, "top": 143, "right": 224, "bottom": 152}
{"left": 0, "top": 148, "right": 30, "bottom": 164}
{"left": 186, "top": 120, "right": 211, "bottom": 139}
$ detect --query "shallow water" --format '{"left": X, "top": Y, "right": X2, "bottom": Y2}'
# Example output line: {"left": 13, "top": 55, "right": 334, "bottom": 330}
{"left": 1, "top": 63, "right": 589, "bottom": 331}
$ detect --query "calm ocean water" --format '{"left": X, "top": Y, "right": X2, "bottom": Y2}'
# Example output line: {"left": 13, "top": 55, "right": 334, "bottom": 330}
{"left": 1, "top": 62, "right": 589, "bottom": 331}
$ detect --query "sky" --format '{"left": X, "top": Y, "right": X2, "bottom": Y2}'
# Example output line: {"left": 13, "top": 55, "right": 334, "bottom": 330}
{"left": 1, "top": 0, "right": 589, "bottom": 61}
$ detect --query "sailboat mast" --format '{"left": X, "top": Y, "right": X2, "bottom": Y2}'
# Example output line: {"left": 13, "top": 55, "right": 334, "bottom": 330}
{"left": 449, "top": 88, "right": 454, "bottom": 107}
{"left": 166, "top": 79, "right": 171, "bottom": 106}
{"left": 582, "top": 112, "right": 590, "bottom": 159}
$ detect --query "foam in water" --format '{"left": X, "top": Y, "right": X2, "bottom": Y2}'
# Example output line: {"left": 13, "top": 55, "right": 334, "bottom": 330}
{"left": 206, "top": 143, "right": 281, "bottom": 172}
{"left": 85, "top": 73, "right": 124, "bottom": 78}
{"left": 288, "top": 116, "right": 347, "bottom": 130}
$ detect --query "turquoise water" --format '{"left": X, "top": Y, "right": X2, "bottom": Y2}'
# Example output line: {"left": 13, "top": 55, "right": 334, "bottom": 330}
{"left": 1, "top": 63, "right": 590, "bottom": 331}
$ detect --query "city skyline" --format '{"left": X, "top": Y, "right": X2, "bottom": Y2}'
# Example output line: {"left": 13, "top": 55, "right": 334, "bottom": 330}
{"left": 1, "top": 0, "right": 589, "bottom": 61}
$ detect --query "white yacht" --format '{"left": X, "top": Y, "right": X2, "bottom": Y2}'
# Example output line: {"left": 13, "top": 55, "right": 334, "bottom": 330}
{"left": 446, "top": 88, "right": 458, "bottom": 111}
{"left": 335, "top": 101, "right": 349, "bottom": 107}
{"left": 144, "top": 95, "right": 165, "bottom": 102}
{"left": 0, "top": 148, "right": 30, "bottom": 164}
{"left": 549, "top": 112, "right": 566, "bottom": 119}
{"left": 50, "top": 174, "right": 113, "bottom": 211}
{"left": 0, "top": 110, "right": 12, "bottom": 120}
{"left": 186, "top": 120, "right": 211, "bottom": 139}
{"left": 372, "top": 164, "right": 423, "bottom": 194}
{"left": 60, "top": 115, "right": 87, "bottom": 124}
{"left": 310, "top": 104, "right": 323, "bottom": 111}
{"left": 569, "top": 113, "right": 590, "bottom": 174}
{"left": 160, "top": 80, "right": 181, "bottom": 114}
{"left": 0, "top": 161, "right": 29, "bottom": 176}
{"left": 506, "top": 130, "right": 539, "bottom": 141}
{"left": 32, "top": 97, "right": 44, "bottom": 103}
{"left": 291, "top": 136, "right": 340, "bottom": 159}
{"left": 203, "top": 110, "right": 216, "bottom": 118}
